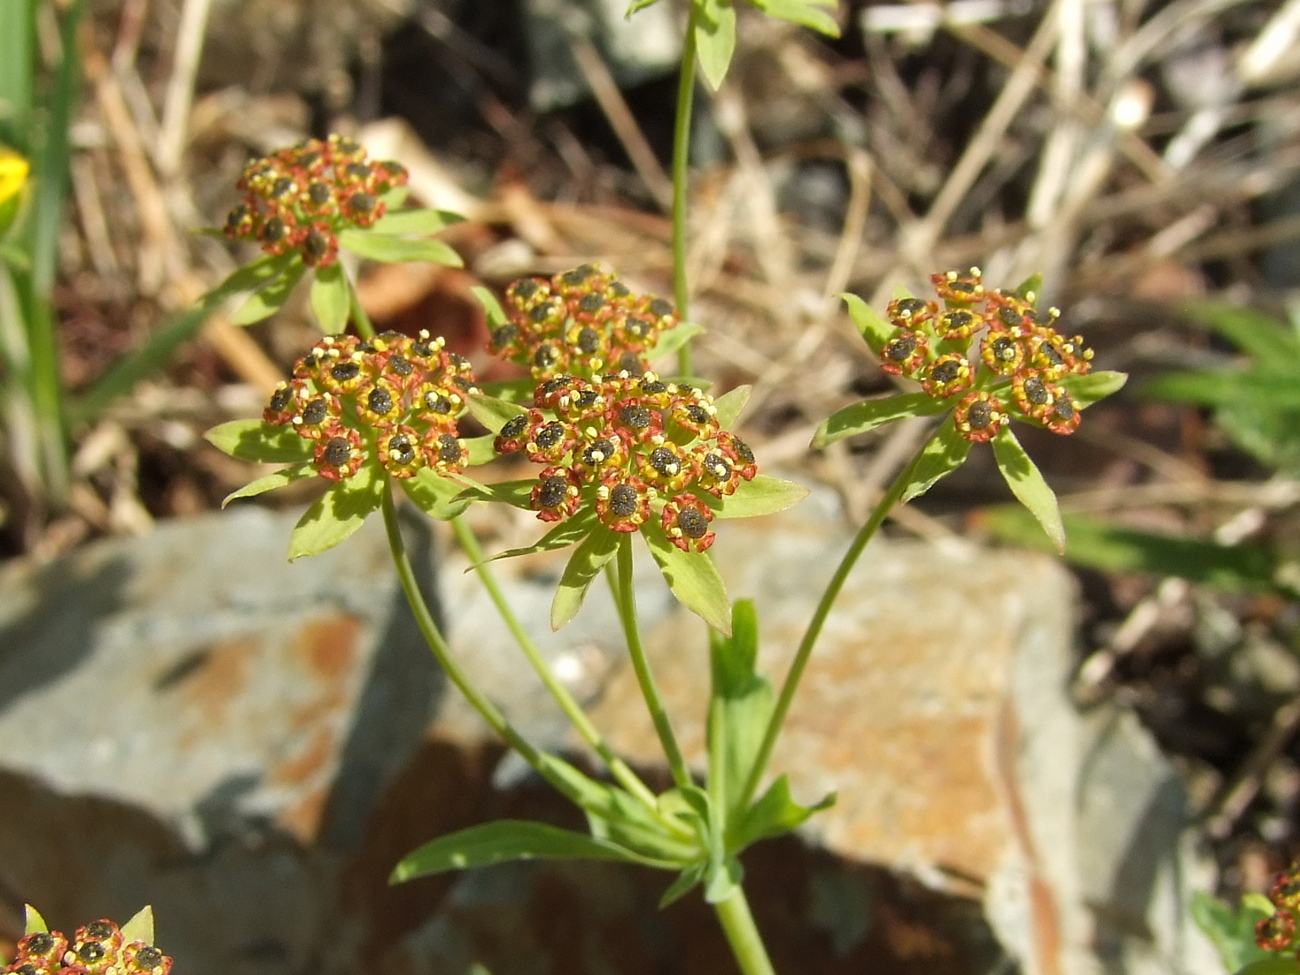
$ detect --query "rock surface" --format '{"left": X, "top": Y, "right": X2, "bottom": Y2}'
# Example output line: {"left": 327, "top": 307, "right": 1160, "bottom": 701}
{"left": 0, "top": 496, "right": 1217, "bottom": 975}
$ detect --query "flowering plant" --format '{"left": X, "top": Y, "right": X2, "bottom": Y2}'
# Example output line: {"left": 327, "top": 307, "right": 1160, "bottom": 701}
{"left": 3, "top": 906, "right": 172, "bottom": 975}
{"left": 199, "top": 6, "right": 1126, "bottom": 972}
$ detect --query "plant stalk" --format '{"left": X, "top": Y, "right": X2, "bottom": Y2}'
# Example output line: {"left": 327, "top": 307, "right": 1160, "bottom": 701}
{"left": 349, "top": 281, "right": 376, "bottom": 339}
{"left": 671, "top": 10, "right": 698, "bottom": 378}
{"left": 449, "top": 514, "right": 659, "bottom": 809}
{"left": 713, "top": 887, "right": 778, "bottom": 975}
{"left": 610, "top": 534, "right": 692, "bottom": 789}
{"left": 737, "top": 437, "right": 932, "bottom": 810}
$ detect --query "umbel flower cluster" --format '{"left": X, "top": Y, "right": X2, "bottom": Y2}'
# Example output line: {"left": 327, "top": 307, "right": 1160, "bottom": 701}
{"left": 489, "top": 264, "right": 679, "bottom": 380}
{"left": 4, "top": 920, "right": 172, "bottom": 975}
{"left": 1256, "top": 866, "right": 1300, "bottom": 957}
{"left": 880, "top": 268, "right": 1094, "bottom": 441}
{"left": 264, "top": 330, "right": 478, "bottom": 482}
{"left": 224, "top": 135, "right": 408, "bottom": 268}
{"left": 495, "top": 371, "right": 757, "bottom": 551}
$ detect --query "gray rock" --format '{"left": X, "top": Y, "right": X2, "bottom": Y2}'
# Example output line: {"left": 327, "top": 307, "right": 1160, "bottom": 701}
{"left": 0, "top": 506, "right": 441, "bottom": 975}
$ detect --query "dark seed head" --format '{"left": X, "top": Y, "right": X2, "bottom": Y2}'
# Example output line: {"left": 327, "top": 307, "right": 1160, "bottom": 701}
{"left": 23, "top": 934, "right": 54, "bottom": 955}
{"left": 387, "top": 434, "right": 416, "bottom": 465}
{"left": 731, "top": 436, "right": 755, "bottom": 465}
{"left": 538, "top": 475, "right": 568, "bottom": 508}
{"left": 500, "top": 415, "right": 529, "bottom": 439}
{"left": 967, "top": 401, "right": 994, "bottom": 429}
{"left": 492, "top": 323, "right": 519, "bottom": 348}
{"left": 367, "top": 386, "right": 395, "bottom": 416}
{"left": 582, "top": 438, "right": 616, "bottom": 466}
{"left": 135, "top": 946, "right": 164, "bottom": 969}
{"left": 609, "top": 483, "right": 639, "bottom": 516}
{"left": 648, "top": 298, "right": 674, "bottom": 318}
{"left": 301, "top": 398, "right": 329, "bottom": 425}
{"left": 1022, "top": 377, "right": 1050, "bottom": 405}
{"left": 533, "top": 344, "right": 559, "bottom": 370}
{"left": 260, "top": 216, "right": 287, "bottom": 243}
{"left": 388, "top": 354, "right": 413, "bottom": 376}
{"left": 323, "top": 437, "right": 353, "bottom": 467}
{"left": 330, "top": 360, "right": 361, "bottom": 383}
{"left": 78, "top": 943, "right": 106, "bottom": 963}
{"left": 269, "top": 385, "right": 293, "bottom": 412}
{"left": 578, "top": 292, "right": 605, "bottom": 314}
{"left": 347, "top": 192, "right": 376, "bottom": 215}
{"left": 308, "top": 181, "right": 331, "bottom": 204}
{"left": 513, "top": 279, "right": 541, "bottom": 300}
{"left": 303, "top": 229, "right": 331, "bottom": 261}
{"left": 535, "top": 422, "right": 566, "bottom": 449}
{"left": 619, "top": 405, "right": 651, "bottom": 429}
{"left": 931, "top": 360, "right": 962, "bottom": 383}
{"left": 649, "top": 447, "right": 678, "bottom": 475}
{"left": 423, "top": 392, "right": 453, "bottom": 414}
{"left": 437, "top": 434, "right": 461, "bottom": 464}
{"left": 576, "top": 327, "right": 601, "bottom": 354}
{"left": 1052, "top": 393, "right": 1076, "bottom": 420}
{"left": 561, "top": 264, "right": 598, "bottom": 286}
{"left": 676, "top": 506, "right": 709, "bottom": 539}
{"left": 884, "top": 335, "right": 918, "bottom": 361}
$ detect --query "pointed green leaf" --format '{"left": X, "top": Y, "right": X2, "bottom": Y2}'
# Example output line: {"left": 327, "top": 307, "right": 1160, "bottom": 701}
{"left": 1190, "top": 890, "right": 1274, "bottom": 973}
{"left": 647, "top": 322, "right": 705, "bottom": 367}
{"left": 478, "top": 377, "right": 538, "bottom": 404}
{"left": 482, "top": 510, "right": 598, "bottom": 563}
{"left": 288, "top": 465, "right": 383, "bottom": 560}
{"left": 813, "top": 392, "right": 947, "bottom": 448}
{"left": 399, "top": 468, "right": 475, "bottom": 520}
{"left": 371, "top": 207, "right": 463, "bottom": 236}
{"left": 205, "top": 419, "right": 314, "bottom": 463}
{"left": 120, "top": 906, "right": 155, "bottom": 946}
{"left": 24, "top": 905, "right": 48, "bottom": 936}
{"left": 223, "top": 463, "right": 317, "bottom": 506}
{"left": 749, "top": 0, "right": 839, "bottom": 35}
{"left": 197, "top": 250, "right": 298, "bottom": 310}
{"left": 1188, "top": 302, "right": 1300, "bottom": 361}
{"left": 991, "top": 426, "right": 1064, "bottom": 553}
{"left": 644, "top": 521, "right": 732, "bottom": 634}
{"left": 463, "top": 434, "right": 498, "bottom": 466}
{"left": 713, "top": 385, "right": 750, "bottom": 430}
{"left": 694, "top": 0, "right": 737, "bottom": 90}
{"left": 659, "top": 863, "right": 706, "bottom": 908}
{"left": 390, "top": 820, "right": 656, "bottom": 883}
{"left": 309, "top": 261, "right": 351, "bottom": 333}
{"left": 1013, "top": 273, "right": 1043, "bottom": 301}
{"left": 734, "top": 775, "right": 834, "bottom": 849}
{"left": 228, "top": 257, "right": 307, "bottom": 325}
{"left": 552, "top": 526, "right": 622, "bottom": 629}
{"left": 838, "top": 292, "right": 895, "bottom": 355}
{"left": 708, "top": 601, "right": 775, "bottom": 831}
{"left": 471, "top": 285, "right": 509, "bottom": 327}
{"left": 467, "top": 392, "right": 529, "bottom": 433}
{"left": 1059, "top": 370, "right": 1127, "bottom": 409}
{"left": 459, "top": 478, "right": 538, "bottom": 509}
{"left": 707, "top": 475, "right": 807, "bottom": 519}
{"left": 338, "top": 229, "right": 463, "bottom": 266}
{"left": 900, "top": 420, "right": 971, "bottom": 503}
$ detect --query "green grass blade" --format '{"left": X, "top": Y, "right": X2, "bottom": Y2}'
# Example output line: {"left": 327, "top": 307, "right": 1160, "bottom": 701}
{"left": 0, "top": 0, "right": 34, "bottom": 150}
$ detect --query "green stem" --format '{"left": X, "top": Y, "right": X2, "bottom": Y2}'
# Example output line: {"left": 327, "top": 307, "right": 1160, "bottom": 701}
{"left": 737, "top": 441, "right": 930, "bottom": 810}
{"left": 381, "top": 483, "right": 598, "bottom": 809}
{"left": 671, "top": 10, "right": 698, "bottom": 378}
{"left": 713, "top": 887, "right": 777, "bottom": 975}
{"left": 449, "top": 514, "right": 659, "bottom": 809}
{"left": 610, "top": 534, "right": 692, "bottom": 789}
{"left": 348, "top": 280, "right": 376, "bottom": 340}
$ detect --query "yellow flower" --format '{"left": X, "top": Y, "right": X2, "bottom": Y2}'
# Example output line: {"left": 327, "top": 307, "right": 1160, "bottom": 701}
{"left": 0, "top": 148, "right": 30, "bottom": 208}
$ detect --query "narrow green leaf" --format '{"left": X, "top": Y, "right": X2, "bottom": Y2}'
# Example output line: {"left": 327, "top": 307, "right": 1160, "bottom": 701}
{"left": 223, "top": 463, "right": 316, "bottom": 506}
{"left": 838, "top": 292, "right": 895, "bottom": 355}
{"left": 399, "top": 468, "right": 475, "bottom": 521}
{"left": 991, "top": 427, "right": 1064, "bottom": 553}
{"left": 390, "top": 820, "right": 653, "bottom": 883}
{"left": 309, "top": 262, "right": 351, "bottom": 333}
{"left": 371, "top": 207, "right": 463, "bottom": 236}
{"left": 552, "top": 526, "right": 622, "bottom": 629}
{"left": 288, "top": 465, "right": 383, "bottom": 560}
{"left": 1191, "top": 890, "right": 1274, "bottom": 973}
{"left": 749, "top": 0, "right": 840, "bottom": 35}
{"left": 708, "top": 600, "right": 775, "bottom": 831}
{"left": 471, "top": 285, "right": 509, "bottom": 327}
{"left": 1013, "top": 273, "right": 1043, "bottom": 301}
{"left": 120, "top": 906, "right": 155, "bottom": 946}
{"left": 463, "top": 434, "right": 498, "bottom": 466}
{"left": 694, "top": 0, "right": 737, "bottom": 90}
{"left": 229, "top": 258, "right": 307, "bottom": 325}
{"left": 734, "top": 775, "right": 834, "bottom": 850}
{"left": 481, "top": 510, "right": 597, "bottom": 563}
{"left": 647, "top": 322, "right": 705, "bottom": 368}
{"left": 197, "top": 251, "right": 297, "bottom": 308}
{"left": 713, "top": 385, "right": 750, "bottom": 431}
{"left": 458, "top": 478, "right": 538, "bottom": 509}
{"left": 659, "top": 863, "right": 706, "bottom": 908}
{"left": 1187, "top": 302, "right": 1300, "bottom": 361}
{"left": 644, "top": 521, "right": 732, "bottom": 634}
{"left": 707, "top": 475, "right": 807, "bottom": 519}
{"left": 205, "top": 419, "right": 314, "bottom": 463}
{"left": 813, "top": 392, "right": 947, "bottom": 448}
{"left": 338, "top": 229, "right": 463, "bottom": 266}
{"left": 24, "top": 905, "right": 48, "bottom": 936}
{"left": 980, "top": 508, "right": 1278, "bottom": 592}
{"left": 1058, "top": 370, "right": 1127, "bottom": 409}
{"left": 467, "top": 392, "right": 529, "bottom": 433}
{"left": 900, "top": 421, "right": 971, "bottom": 503}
